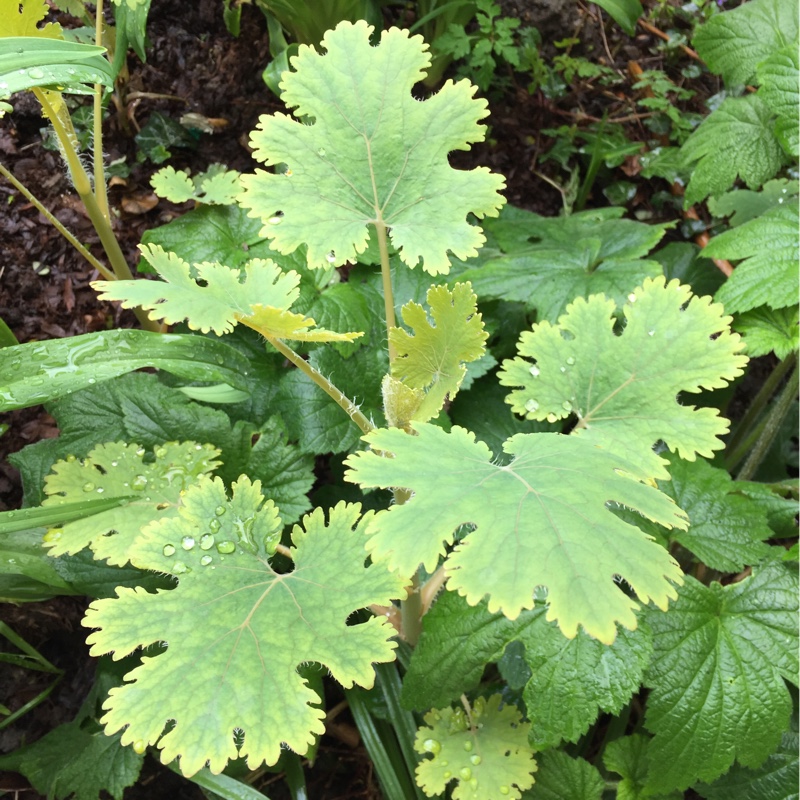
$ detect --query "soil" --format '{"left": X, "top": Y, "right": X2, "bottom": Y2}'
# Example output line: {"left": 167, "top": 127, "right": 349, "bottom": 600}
{"left": 0, "top": 2, "right": 742, "bottom": 797}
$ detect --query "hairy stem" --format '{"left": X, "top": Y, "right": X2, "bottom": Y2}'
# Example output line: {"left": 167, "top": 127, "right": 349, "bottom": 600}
{"left": 0, "top": 162, "right": 114, "bottom": 281}
{"left": 419, "top": 566, "right": 448, "bottom": 616}
{"left": 93, "top": 0, "right": 110, "bottom": 222}
{"left": 263, "top": 334, "right": 375, "bottom": 435}
{"left": 736, "top": 364, "right": 799, "bottom": 482}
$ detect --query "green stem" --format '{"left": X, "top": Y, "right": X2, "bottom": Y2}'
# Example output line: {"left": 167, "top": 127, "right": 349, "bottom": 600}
{"left": 263, "top": 334, "right": 374, "bottom": 435}
{"left": 736, "top": 364, "right": 799, "bottom": 481}
{"left": 0, "top": 161, "right": 115, "bottom": 281}
{"left": 33, "top": 89, "right": 160, "bottom": 331}
{"left": 93, "top": 0, "right": 110, "bottom": 222}
{"left": 401, "top": 572, "right": 423, "bottom": 646}
{"left": 726, "top": 353, "right": 796, "bottom": 471}
{"left": 375, "top": 221, "right": 397, "bottom": 363}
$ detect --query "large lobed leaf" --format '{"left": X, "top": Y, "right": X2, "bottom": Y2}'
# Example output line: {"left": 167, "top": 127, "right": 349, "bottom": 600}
{"left": 84, "top": 498, "right": 406, "bottom": 776}
{"left": 346, "top": 422, "right": 686, "bottom": 643}
{"left": 238, "top": 21, "right": 505, "bottom": 274}
{"left": 643, "top": 560, "right": 799, "bottom": 792}
{"left": 93, "top": 244, "right": 362, "bottom": 342}
{"left": 499, "top": 276, "right": 747, "bottom": 480}
{"left": 758, "top": 43, "right": 800, "bottom": 156}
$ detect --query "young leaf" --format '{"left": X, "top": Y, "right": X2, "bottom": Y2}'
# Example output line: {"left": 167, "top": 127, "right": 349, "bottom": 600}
{"left": 151, "top": 165, "right": 241, "bottom": 205}
{"left": 692, "top": 0, "right": 798, "bottom": 86}
{"left": 643, "top": 560, "right": 799, "bottom": 792}
{"left": 603, "top": 734, "right": 682, "bottom": 800}
{"left": 524, "top": 750, "right": 604, "bottom": 800}
{"left": 499, "top": 276, "right": 747, "bottom": 480}
{"left": 346, "top": 423, "right": 686, "bottom": 643}
{"left": 0, "top": 722, "right": 143, "bottom": 800}
{"left": 239, "top": 21, "right": 505, "bottom": 274}
{"left": 414, "top": 695, "right": 536, "bottom": 800}
{"left": 588, "top": 0, "right": 643, "bottom": 35}
{"left": 649, "top": 455, "right": 773, "bottom": 572}
{"left": 402, "top": 591, "right": 653, "bottom": 749}
{"left": 1, "top": 0, "right": 62, "bottom": 38}
{"left": 455, "top": 207, "right": 668, "bottom": 323}
{"left": 93, "top": 244, "right": 362, "bottom": 342}
{"left": 733, "top": 306, "right": 799, "bottom": 360}
{"left": 758, "top": 43, "right": 800, "bottom": 156}
{"left": 150, "top": 165, "right": 194, "bottom": 202}
{"left": 390, "top": 282, "right": 487, "bottom": 422}
{"left": 709, "top": 200, "right": 799, "bottom": 313}
{"left": 42, "top": 441, "right": 221, "bottom": 565}
{"left": 84, "top": 500, "right": 405, "bottom": 776}
{"left": 681, "top": 96, "right": 786, "bottom": 205}
{"left": 0, "top": 329, "right": 252, "bottom": 412}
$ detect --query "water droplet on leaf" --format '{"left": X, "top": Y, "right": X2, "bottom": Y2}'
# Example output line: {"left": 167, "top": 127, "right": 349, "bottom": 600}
{"left": 215, "top": 505, "right": 226, "bottom": 516}
{"left": 82, "top": 482, "right": 96, "bottom": 492}
{"left": 216, "top": 540, "right": 235, "bottom": 554}
{"left": 524, "top": 399, "right": 538, "bottom": 413}
{"left": 463, "top": 741, "right": 473, "bottom": 752}
{"left": 529, "top": 366, "right": 540, "bottom": 377}
{"left": 566, "top": 356, "right": 575, "bottom": 365}
{"left": 200, "top": 555, "right": 213, "bottom": 566}
{"left": 209, "top": 519, "right": 221, "bottom": 533}
{"left": 470, "top": 754, "right": 481, "bottom": 765}
{"left": 132, "top": 475, "right": 148, "bottom": 491}
{"left": 422, "top": 738, "right": 441, "bottom": 754}
{"left": 132, "top": 740, "right": 146, "bottom": 754}
{"left": 459, "top": 767, "right": 472, "bottom": 780}
{"left": 200, "top": 534, "right": 215, "bottom": 550}
{"left": 562, "top": 400, "right": 572, "bottom": 412}
{"left": 173, "top": 561, "right": 188, "bottom": 573}
{"left": 326, "top": 251, "right": 336, "bottom": 264}
{"left": 547, "top": 412, "right": 558, "bottom": 423}
{"left": 44, "top": 528, "right": 63, "bottom": 542}
{"left": 163, "top": 544, "right": 176, "bottom": 557}
{"left": 181, "top": 536, "right": 195, "bottom": 550}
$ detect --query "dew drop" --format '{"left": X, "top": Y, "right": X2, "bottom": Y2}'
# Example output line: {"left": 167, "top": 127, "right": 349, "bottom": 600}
{"left": 469, "top": 778, "right": 478, "bottom": 790}
{"left": 132, "top": 740, "right": 146, "bottom": 754}
{"left": 566, "top": 356, "right": 575, "bottom": 366}
{"left": 154, "top": 446, "right": 167, "bottom": 459}
{"left": 547, "top": 412, "right": 558, "bottom": 423}
{"left": 560, "top": 365, "right": 567, "bottom": 373}
{"left": 627, "top": 292, "right": 637, "bottom": 303}
{"left": 28, "top": 67, "right": 45, "bottom": 80}
{"left": 214, "top": 505, "right": 226, "bottom": 516}
{"left": 443, "top": 771, "right": 452, "bottom": 779}
{"left": 317, "top": 147, "right": 326, "bottom": 156}
{"left": 163, "top": 544, "right": 176, "bottom": 557}
{"left": 181, "top": 536, "right": 195, "bottom": 550}
{"left": 459, "top": 767, "right": 472, "bottom": 781}
{"left": 44, "top": 528, "right": 63, "bottom": 542}
{"left": 82, "top": 481, "right": 96, "bottom": 492}
{"left": 326, "top": 251, "right": 336, "bottom": 264}
{"left": 132, "top": 475, "right": 148, "bottom": 491}
{"left": 66, "top": 454, "right": 77, "bottom": 462}
{"left": 499, "top": 787, "right": 510, "bottom": 796}
{"left": 216, "top": 540, "right": 236, "bottom": 554}
{"left": 524, "top": 399, "right": 539, "bottom": 413}
{"left": 209, "top": 518, "right": 221, "bottom": 533}
{"left": 173, "top": 561, "right": 189, "bottom": 574}
{"left": 562, "top": 400, "right": 572, "bottom": 412}
{"left": 648, "top": 330, "right": 655, "bottom": 336}
{"left": 200, "top": 533, "right": 215, "bottom": 550}
{"left": 529, "top": 365, "right": 540, "bottom": 377}
{"left": 135, "top": 447, "right": 145, "bottom": 457}
{"left": 96, "top": 487, "right": 104, "bottom": 493}
{"left": 470, "top": 754, "right": 481, "bottom": 765}
{"left": 463, "top": 741, "right": 473, "bottom": 752}
{"left": 200, "top": 555, "right": 213, "bottom": 566}
{"left": 422, "top": 738, "right": 441, "bottom": 754}
{"left": 268, "top": 213, "right": 283, "bottom": 225}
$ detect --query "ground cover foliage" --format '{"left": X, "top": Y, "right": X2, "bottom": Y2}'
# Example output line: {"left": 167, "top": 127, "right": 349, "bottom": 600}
{"left": 0, "top": 0, "right": 798, "bottom": 798}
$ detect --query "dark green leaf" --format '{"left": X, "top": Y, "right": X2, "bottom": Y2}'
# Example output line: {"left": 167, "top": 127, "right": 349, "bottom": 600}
{"left": 588, "top": 0, "right": 643, "bottom": 35}
{"left": 524, "top": 750, "right": 604, "bottom": 800}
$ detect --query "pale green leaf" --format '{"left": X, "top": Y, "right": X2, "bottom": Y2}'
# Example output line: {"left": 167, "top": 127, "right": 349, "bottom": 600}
{"left": 150, "top": 165, "right": 194, "bottom": 203}
{"left": 589, "top": 0, "right": 642, "bottom": 35}
{"left": 524, "top": 750, "right": 604, "bottom": 800}
{"left": 603, "top": 735, "right": 682, "bottom": 800}
{"left": 692, "top": 0, "right": 799, "bottom": 86}
{"left": 455, "top": 206, "right": 668, "bottom": 323}
{"left": 0, "top": 329, "right": 252, "bottom": 412}
{"left": 682, "top": 95, "right": 787, "bottom": 205}
{"left": 42, "top": 441, "right": 221, "bottom": 565}
{"left": 733, "top": 306, "right": 799, "bottom": 360}
{"left": 499, "top": 277, "right": 747, "bottom": 480}
{"left": 652, "top": 455, "right": 773, "bottom": 572}
{"left": 644, "top": 561, "right": 799, "bottom": 792}
{"left": 0, "top": 722, "right": 143, "bottom": 800}
{"left": 94, "top": 244, "right": 361, "bottom": 342}
{"left": 0, "top": 0, "right": 62, "bottom": 38}
{"left": 346, "top": 423, "right": 686, "bottom": 643}
{"left": 710, "top": 200, "right": 799, "bottom": 313}
{"left": 696, "top": 728, "right": 799, "bottom": 800}
{"left": 414, "top": 695, "right": 536, "bottom": 800}
{"left": 239, "top": 21, "right": 505, "bottom": 274}
{"left": 84, "top": 500, "right": 405, "bottom": 776}
{"left": 402, "top": 591, "right": 653, "bottom": 749}
{"left": 390, "top": 283, "right": 487, "bottom": 423}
